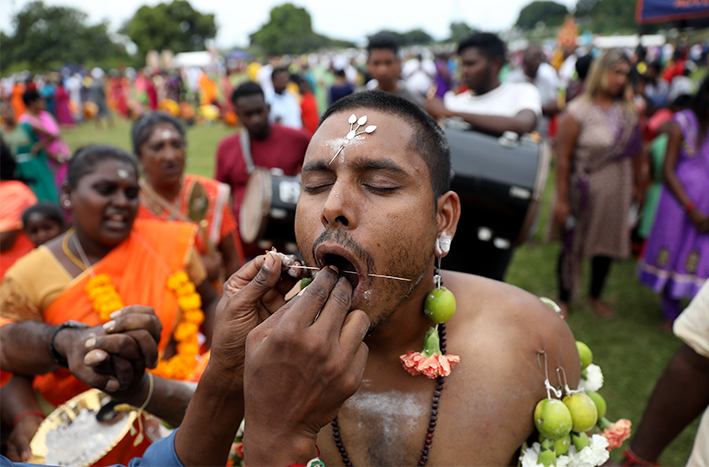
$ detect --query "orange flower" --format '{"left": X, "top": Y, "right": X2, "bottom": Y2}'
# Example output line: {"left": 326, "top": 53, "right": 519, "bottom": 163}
{"left": 182, "top": 310, "right": 205, "bottom": 325}
{"left": 400, "top": 351, "right": 460, "bottom": 378}
{"left": 231, "top": 442, "right": 244, "bottom": 460}
{"left": 602, "top": 419, "right": 632, "bottom": 449}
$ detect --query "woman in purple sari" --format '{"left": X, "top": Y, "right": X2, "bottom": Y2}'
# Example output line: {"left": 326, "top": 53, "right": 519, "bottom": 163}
{"left": 638, "top": 76, "right": 709, "bottom": 329}
{"left": 554, "top": 50, "right": 643, "bottom": 319}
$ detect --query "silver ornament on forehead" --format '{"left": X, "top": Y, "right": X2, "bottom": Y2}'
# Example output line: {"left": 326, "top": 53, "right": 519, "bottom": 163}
{"left": 329, "top": 113, "right": 377, "bottom": 165}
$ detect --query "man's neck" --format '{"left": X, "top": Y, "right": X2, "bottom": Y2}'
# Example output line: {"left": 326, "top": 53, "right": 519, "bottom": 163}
{"left": 364, "top": 280, "right": 436, "bottom": 355}
{"left": 377, "top": 81, "right": 398, "bottom": 94}
{"left": 250, "top": 125, "right": 272, "bottom": 141}
{"left": 476, "top": 79, "right": 501, "bottom": 96}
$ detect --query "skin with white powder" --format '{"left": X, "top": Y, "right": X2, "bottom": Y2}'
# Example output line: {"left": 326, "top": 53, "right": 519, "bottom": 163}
{"left": 434, "top": 232, "right": 452, "bottom": 256}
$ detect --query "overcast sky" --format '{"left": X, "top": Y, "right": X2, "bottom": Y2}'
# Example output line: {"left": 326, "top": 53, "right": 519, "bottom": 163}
{"left": 1, "top": 0, "right": 577, "bottom": 48}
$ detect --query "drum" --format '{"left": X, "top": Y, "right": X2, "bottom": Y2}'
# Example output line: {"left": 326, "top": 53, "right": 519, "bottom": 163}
{"left": 239, "top": 169, "right": 301, "bottom": 244}
{"left": 29, "top": 389, "right": 155, "bottom": 467}
{"left": 444, "top": 127, "right": 551, "bottom": 277}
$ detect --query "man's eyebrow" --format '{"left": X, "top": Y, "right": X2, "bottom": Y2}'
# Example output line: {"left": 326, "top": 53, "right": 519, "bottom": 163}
{"left": 302, "top": 160, "right": 330, "bottom": 172}
{"left": 352, "top": 158, "right": 409, "bottom": 175}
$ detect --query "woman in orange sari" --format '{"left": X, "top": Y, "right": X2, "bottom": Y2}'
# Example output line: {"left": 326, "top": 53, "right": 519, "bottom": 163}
{"left": 0, "top": 145, "right": 218, "bottom": 461}
{"left": 132, "top": 112, "right": 243, "bottom": 281}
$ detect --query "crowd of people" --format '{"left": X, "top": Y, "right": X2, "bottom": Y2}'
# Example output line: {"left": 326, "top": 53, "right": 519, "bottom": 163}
{"left": 0, "top": 28, "right": 708, "bottom": 466}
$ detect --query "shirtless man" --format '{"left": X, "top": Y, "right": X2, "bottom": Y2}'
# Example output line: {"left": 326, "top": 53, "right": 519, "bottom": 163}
{"left": 170, "top": 90, "right": 580, "bottom": 466}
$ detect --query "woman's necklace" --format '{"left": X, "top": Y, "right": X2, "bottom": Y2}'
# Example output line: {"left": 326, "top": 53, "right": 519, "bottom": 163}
{"left": 61, "top": 228, "right": 89, "bottom": 272}
{"left": 331, "top": 322, "right": 448, "bottom": 467}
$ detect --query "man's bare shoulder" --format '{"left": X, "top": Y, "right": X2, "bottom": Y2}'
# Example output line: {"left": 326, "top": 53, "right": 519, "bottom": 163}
{"left": 442, "top": 270, "right": 579, "bottom": 380}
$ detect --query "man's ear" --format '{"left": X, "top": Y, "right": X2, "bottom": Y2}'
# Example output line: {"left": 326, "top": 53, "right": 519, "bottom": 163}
{"left": 435, "top": 191, "right": 461, "bottom": 258}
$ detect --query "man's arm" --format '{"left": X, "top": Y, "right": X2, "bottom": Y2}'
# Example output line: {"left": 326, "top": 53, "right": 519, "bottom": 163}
{"left": 629, "top": 344, "right": 709, "bottom": 463}
{"left": 424, "top": 97, "right": 538, "bottom": 136}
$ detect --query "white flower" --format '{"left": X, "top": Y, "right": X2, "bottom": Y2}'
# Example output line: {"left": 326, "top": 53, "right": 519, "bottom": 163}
{"left": 236, "top": 418, "right": 245, "bottom": 439}
{"left": 556, "top": 454, "right": 572, "bottom": 467}
{"left": 579, "top": 364, "right": 604, "bottom": 392}
{"left": 520, "top": 442, "right": 541, "bottom": 467}
{"left": 567, "top": 435, "right": 610, "bottom": 467}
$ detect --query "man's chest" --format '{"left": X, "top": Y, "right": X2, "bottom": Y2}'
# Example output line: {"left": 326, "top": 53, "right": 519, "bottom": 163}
{"left": 316, "top": 376, "right": 534, "bottom": 466}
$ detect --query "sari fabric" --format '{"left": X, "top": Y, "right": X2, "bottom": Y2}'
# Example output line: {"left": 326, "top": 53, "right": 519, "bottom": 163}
{"left": 137, "top": 174, "right": 243, "bottom": 261}
{"left": 1, "top": 220, "right": 198, "bottom": 406}
{"left": 17, "top": 110, "right": 69, "bottom": 195}
{"left": 638, "top": 109, "right": 709, "bottom": 299}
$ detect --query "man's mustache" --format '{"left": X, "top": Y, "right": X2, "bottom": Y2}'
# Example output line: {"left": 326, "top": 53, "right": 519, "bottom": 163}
{"left": 311, "top": 229, "right": 374, "bottom": 273}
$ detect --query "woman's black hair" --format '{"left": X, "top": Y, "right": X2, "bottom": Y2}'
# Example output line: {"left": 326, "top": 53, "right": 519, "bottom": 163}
{"left": 130, "top": 111, "right": 186, "bottom": 155}
{"left": 66, "top": 145, "right": 139, "bottom": 189}
{"left": 1, "top": 139, "right": 18, "bottom": 181}
{"left": 22, "top": 90, "right": 41, "bottom": 106}
{"left": 690, "top": 75, "right": 709, "bottom": 147}
{"left": 22, "top": 202, "right": 65, "bottom": 228}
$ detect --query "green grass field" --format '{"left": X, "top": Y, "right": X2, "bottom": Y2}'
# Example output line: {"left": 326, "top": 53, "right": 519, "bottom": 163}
{"left": 62, "top": 117, "right": 699, "bottom": 466}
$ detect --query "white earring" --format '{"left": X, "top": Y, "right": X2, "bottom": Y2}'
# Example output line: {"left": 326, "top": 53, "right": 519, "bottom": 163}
{"left": 63, "top": 200, "right": 70, "bottom": 207}
{"left": 435, "top": 233, "right": 452, "bottom": 255}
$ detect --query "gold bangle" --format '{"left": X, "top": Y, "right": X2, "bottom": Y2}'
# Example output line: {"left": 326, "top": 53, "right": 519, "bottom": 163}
{"left": 139, "top": 372, "right": 154, "bottom": 412}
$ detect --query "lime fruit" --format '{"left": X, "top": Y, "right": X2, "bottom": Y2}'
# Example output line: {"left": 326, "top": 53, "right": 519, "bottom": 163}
{"left": 576, "top": 341, "right": 593, "bottom": 370}
{"left": 300, "top": 277, "right": 313, "bottom": 289}
{"left": 534, "top": 398, "right": 573, "bottom": 440}
{"left": 424, "top": 287, "right": 456, "bottom": 324}
{"left": 562, "top": 393, "right": 598, "bottom": 433}
{"left": 587, "top": 391, "right": 607, "bottom": 420}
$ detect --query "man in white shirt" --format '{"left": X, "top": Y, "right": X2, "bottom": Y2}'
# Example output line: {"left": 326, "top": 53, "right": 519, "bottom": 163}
{"left": 266, "top": 66, "right": 303, "bottom": 130}
{"left": 424, "top": 32, "right": 541, "bottom": 136}
{"left": 507, "top": 44, "right": 560, "bottom": 139}
{"left": 402, "top": 53, "right": 436, "bottom": 98}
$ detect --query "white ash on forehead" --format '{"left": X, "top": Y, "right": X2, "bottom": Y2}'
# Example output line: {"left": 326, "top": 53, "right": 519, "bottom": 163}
{"left": 45, "top": 408, "right": 131, "bottom": 467}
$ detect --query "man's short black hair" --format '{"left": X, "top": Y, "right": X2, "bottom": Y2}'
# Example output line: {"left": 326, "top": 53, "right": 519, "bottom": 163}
{"left": 272, "top": 66, "right": 290, "bottom": 80}
{"left": 367, "top": 32, "right": 399, "bottom": 55}
{"left": 22, "top": 202, "right": 65, "bottom": 229}
{"left": 319, "top": 90, "right": 451, "bottom": 200}
{"left": 457, "top": 32, "right": 507, "bottom": 65}
{"left": 231, "top": 81, "right": 265, "bottom": 107}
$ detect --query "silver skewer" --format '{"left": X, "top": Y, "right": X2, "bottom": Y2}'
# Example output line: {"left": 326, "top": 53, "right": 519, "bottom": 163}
{"left": 288, "top": 265, "right": 411, "bottom": 282}
{"left": 329, "top": 146, "right": 344, "bottom": 165}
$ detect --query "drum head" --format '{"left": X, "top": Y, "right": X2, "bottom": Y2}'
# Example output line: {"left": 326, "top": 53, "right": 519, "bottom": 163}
{"left": 29, "top": 389, "right": 138, "bottom": 467}
{"left": 240, "top": 170, "right": 272, "bottom": 244}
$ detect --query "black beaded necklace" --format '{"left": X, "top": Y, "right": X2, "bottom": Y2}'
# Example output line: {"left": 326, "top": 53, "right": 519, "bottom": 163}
{"left": 331, "top": 319, "right": 449, "bottom": 467}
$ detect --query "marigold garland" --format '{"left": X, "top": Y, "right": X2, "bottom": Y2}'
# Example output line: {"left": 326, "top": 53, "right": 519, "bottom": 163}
{"left": 84, "top": 271, "right": 204, "bottom": 380}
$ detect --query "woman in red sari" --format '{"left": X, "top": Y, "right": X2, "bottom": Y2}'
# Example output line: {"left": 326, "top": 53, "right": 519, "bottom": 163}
{"left": 0, "top": 145, "right": 218, "bottom": 461}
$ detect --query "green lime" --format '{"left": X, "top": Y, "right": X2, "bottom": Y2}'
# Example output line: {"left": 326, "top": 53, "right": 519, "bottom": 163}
{"left": 300, "top": 277, "right": 313, "bottom": 289}
{"left": 534, "top": 398, "right": 573, "bottom": 441}
{"left": 554, "top": 434, "right": 571, "bottom": 456}
{"left": 576, "top": 341, "right": 593, "bottom": 370}
{"left": 586, "top": 391, "right": 607, "bottom": 420}
{"left": 562, "top": 393, "right": 598, "bottom": 433}
{"left": 424, "top": 287, "right": 456, "bottom": 324}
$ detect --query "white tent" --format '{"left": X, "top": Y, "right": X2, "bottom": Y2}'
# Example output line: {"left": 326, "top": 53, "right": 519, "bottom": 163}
{"left": 589, "top": 34, "right": 666, "bottom": 49}
{"left": 172, "top": 51, "right": 214, "bottom": 68}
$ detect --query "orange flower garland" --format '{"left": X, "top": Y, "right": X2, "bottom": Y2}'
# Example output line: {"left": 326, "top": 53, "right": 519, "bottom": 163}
{"left": 84, "top": 271, "right": 204, "bottom": 380}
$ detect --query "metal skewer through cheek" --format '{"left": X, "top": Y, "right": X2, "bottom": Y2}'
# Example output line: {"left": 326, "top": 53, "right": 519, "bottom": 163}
{"left": 288, "top": 264, "right": 411, "bottom": 282}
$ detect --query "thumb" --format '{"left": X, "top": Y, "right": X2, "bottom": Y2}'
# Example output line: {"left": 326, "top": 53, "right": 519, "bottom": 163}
{"left": 223, "top": 252, "right": 282, "bottom": 315}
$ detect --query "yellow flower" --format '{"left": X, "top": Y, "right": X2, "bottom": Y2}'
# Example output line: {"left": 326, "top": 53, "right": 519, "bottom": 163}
{"left": 174, "top": 322, "right": 198, "bottom": 341}
{"left": 176, "top": 282, "right": 196, "bottom": 297}
{"left": 167, "top": 272, "right": 189, "bottom": 290}
{"left": 178, "top": 294, "right": 202, "bottom": 311}
{"left": 182, "top": 311, "right": 204, "bottom": 325}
